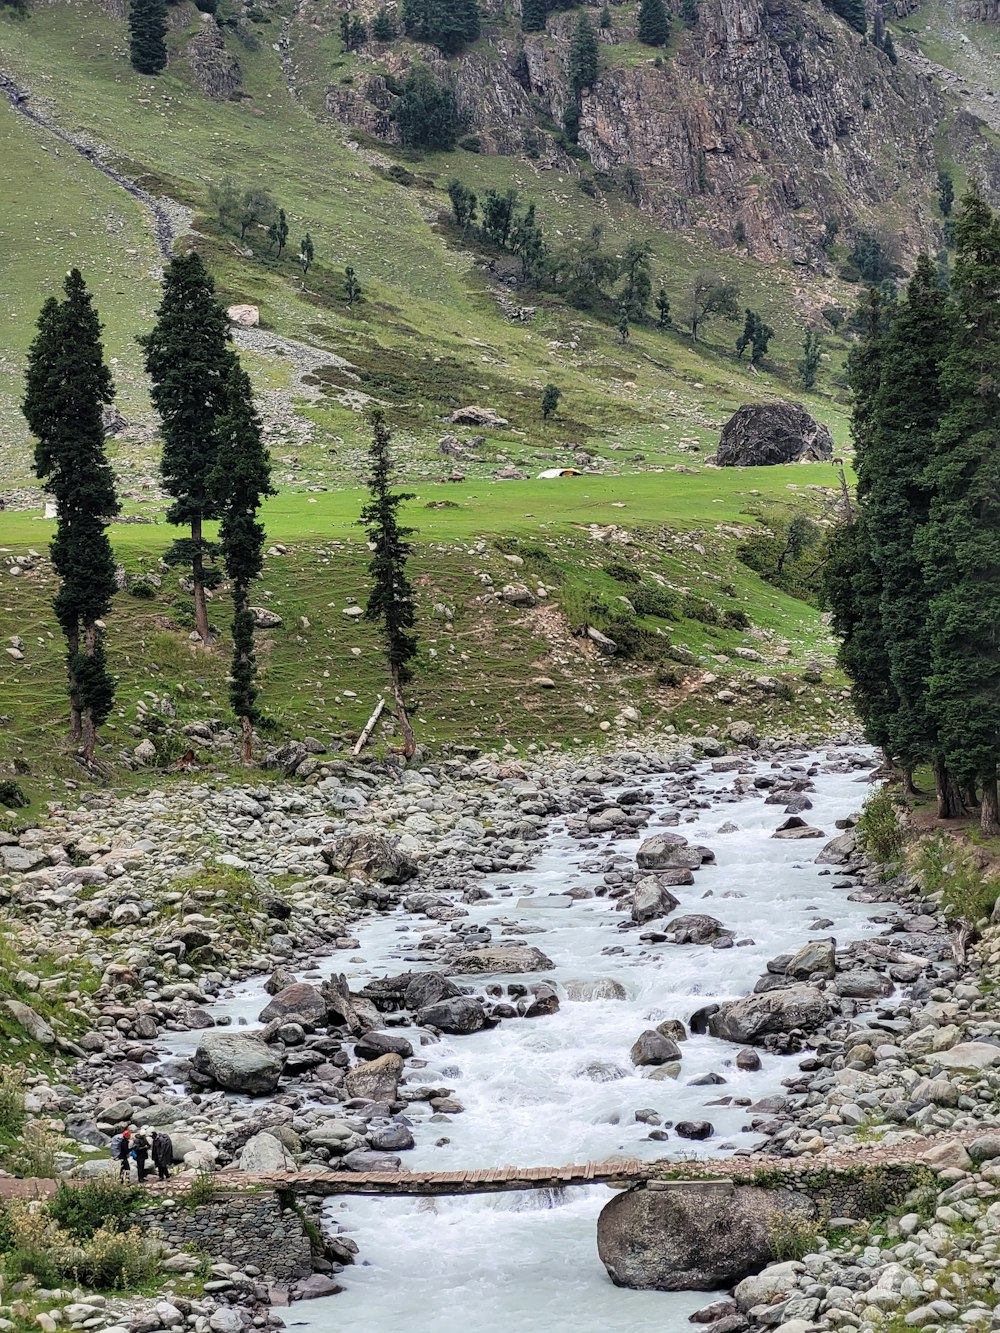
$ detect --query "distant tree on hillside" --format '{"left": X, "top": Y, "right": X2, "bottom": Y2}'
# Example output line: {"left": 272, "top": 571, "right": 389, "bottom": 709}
{"left": 617, "top": 309, "right": 630, "bottom": 343}
{"left": 655, "top": 287, "right": 671, "bottom": 327}
{"left": 22, "top": 271, "right": 120, "bottom": 762}
{"left": 821, "top": 0, "right": 866, "bottom": 33}
{"left": 0, "top": 0, "right": 31, "bottom": 16}
{"left": 141, "top": 253, "right": 233, "bottom": 646}
{"left": 680, "top": 0, "right": 698, "bottom": 25}
{"left": 344, "top": 265, "right": 362, "bottom": 308}
{"left": 569, "top": 12, "right": 599, "bottom": 95}
{"left": 447, "top": 179, "right": 478, "bottom": 231}
{"left": 618, "top": 240, "right": 653, "bottom": 321}
{"left": 482, "top": 187, "right": 518, "bottom": 247}
{"left": 237, "top": 188, "right": 277, "bottom": 242}
{"left": 798, "top": 329, "right": 822, "bottom": 388}
{"left": 209, "top": 178, "right": 242, "bottom": 230}
{"left": 685, "top": 273, "right": 741, "bottom": 342}
{"left": 600, "top": 5, "right": 612, "bottom": 29}
{"left": 339, "top": 11, "right": 367, "bottom": 50}
{"left": 541, "top": 384, "right": 561, "bottom": 419}
{"left": 371, "top": 7, "right": 396, "bottom": 40}
{"left": 403, "top": 0, "right": 480, "bottom": 53}
{"left": 735, "top": 308, "right": 774, "bottom": 365}
{"left": 267, "top": 208, "right": 289, "bottom": 258}
{"left": 129, "top": 0, "right": 168, "bottom": 74}
{"left": 299, "top": 233, "right": 315, "bottom": 275}
{"left": 393, "top": 62, "right": 458, "bottom": 150}
{"left": 937, "top": 169, "right": 954, "bottom": 218}
{"left": 361, "top": 411, "right": 418, "bottom": 760}
{"left": 521, "top": 0, "right": 547, "bottom": 31}
{"left": 638, "top": 0, "right": 669, "bottom": 46}
{"left": 211, "top": 361, "right": 273, "bottom": 760}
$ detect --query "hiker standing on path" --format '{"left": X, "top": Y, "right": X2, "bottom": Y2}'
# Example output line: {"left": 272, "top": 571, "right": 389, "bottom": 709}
{"left": 111, "top": 1127, "right": 133, "bottom": 1181}
{"left": 151, "top": 1130, "right": 173, "bottom": 1181}
{"left": 133, "top": 1128, "right": 151, "bottom": 1183}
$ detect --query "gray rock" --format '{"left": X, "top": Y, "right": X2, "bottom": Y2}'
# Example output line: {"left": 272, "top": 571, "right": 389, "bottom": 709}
{"left": 716, "top": 401, "right": 833, "bottom": 467}
{"left": 631, "top": 876, "right": 681, "bottom": 925}
{"left": 597, "top": 1184, "right": 813, "bottom": 1290}
{"left": 0, "top": 846, "right": 48, "bottom": 873}
{"left": 191, "top": 1032, "right": 282, "bottom": 1095}
{"left": 707, "top": 985, "right": 831, "bottom": 1044}
{"left": 258, "top": 982, "right": 328, "bottom": 1025}
{"left": 664, "top": 915, "right": 733, "bottom": 945}
{"left": 636, "top": 833, "right": 701, "bottom": 871}
{"left": 1, "top": 1000, "right": 55, "bottom": 1045}
{"left": 344, "top": 1052, "right": 403, "bottom": 1102}
{"left": 630, "top": 1030, "right": 682, "bottom": 1066}
{"left": 785, "top": 938, "right": 835, "bottom": 980}
{"left": 355, "top": 1030, "right": 414, "bottom": 1060}
{"left": 238, "top": 1131, "right": 297, "bottom": 1173}
{"left": 417, "top": 996, "right": 487, "bottom": 1034}
{"left": 450, "top": 946, "right": 554, "bottom": 974}
{"left": 321, "top": 832, "right": 417, "bottom": 884}
{"left": 564, "top": 978, "right": 628, "bottom": 1001}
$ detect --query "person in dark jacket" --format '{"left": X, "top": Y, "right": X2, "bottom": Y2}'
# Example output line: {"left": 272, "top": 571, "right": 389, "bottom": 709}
{"left": 116, "top": 1127, "right": 134, "bottom": 1181}
{"left": 151, "top": 1130, "right": 173, "bottom": 1181}
{"left": 132, "top": 1128, "right": 151, "bottom": 1183}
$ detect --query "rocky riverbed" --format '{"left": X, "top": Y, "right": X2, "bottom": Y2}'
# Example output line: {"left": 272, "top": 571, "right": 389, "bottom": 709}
{"left": 2, "top": 737, "right": 1000, "bottom": 1332}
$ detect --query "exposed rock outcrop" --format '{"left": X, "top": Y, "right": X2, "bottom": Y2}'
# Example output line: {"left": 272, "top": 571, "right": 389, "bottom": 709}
{"left": 186, "top": 17, "right": 241, "bottom": 101}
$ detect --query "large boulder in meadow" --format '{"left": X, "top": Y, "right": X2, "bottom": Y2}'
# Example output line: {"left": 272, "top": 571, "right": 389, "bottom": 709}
{"left": 716, "top": 402, "right": 833, "bottom": 467}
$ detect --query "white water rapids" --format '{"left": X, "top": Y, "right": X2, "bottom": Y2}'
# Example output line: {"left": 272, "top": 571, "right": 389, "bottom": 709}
{"left": 164, "top": 751, "right": 892, "bottom": 1332}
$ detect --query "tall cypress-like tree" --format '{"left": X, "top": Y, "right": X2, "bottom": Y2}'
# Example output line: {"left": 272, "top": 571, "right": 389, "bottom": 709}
{"left": 141, "top": 253, "right": 233, "bottom": 646}
{"left": 918, "top": 190, "right": 1000, "bottom": 833}
{"left": 129, "top": 0, "right": 168, "bottom": 74}
{"left": 823, "top": 287, "right": 899, "bottom": 757}
{"left": 569, "top": 12, "right": 599, "bottom": 96}
{"left": 638, "top": 0, "right": 669, "bottom": 46}
{"left": 22, "top": 271, "right": 120, "bottom": 762}
{"left": 211, "top": 362, "right": 273, "bottom": 761}
{"left": 360, "top": 411, "right": 418, "bottom": 760}
{"left": 867, "top": 255, "right": 958, "bottom": 810}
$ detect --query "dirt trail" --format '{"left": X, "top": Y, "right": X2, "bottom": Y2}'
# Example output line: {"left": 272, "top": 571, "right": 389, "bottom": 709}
{"left": 1, "top": 68, "right": 175, "bottom": 259}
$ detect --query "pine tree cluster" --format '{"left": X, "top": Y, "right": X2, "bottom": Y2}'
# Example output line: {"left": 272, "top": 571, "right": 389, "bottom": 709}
{"left": 402, "top": 0, "right": 480, "bottom": 53}
{"left": 129, "top": 0, "right": 168, "bottom": 74}
{"left": 825, "top": 190, "right": 1000, "bottom": 832}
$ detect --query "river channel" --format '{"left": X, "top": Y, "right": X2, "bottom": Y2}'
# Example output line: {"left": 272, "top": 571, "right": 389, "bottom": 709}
{"left": 162, "top": 749, "right": 890, "bottom": 1332}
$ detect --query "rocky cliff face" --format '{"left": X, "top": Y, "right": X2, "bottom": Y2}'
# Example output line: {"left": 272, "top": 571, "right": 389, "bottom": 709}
{"left": 311, "top": 0, "right": 999, "bottom": 260}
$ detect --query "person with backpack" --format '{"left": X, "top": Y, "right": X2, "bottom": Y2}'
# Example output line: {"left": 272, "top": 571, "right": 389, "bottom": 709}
{"left": 151, "top": 1130, "right": 173, "bottom": 1182}
{"left": 110, "top": 1127, "right": 132, "bottom": 1181}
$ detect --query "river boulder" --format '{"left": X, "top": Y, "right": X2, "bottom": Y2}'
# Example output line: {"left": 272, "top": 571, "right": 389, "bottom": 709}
{"left": 631, "top": 877, "right": 681, "bottom": 925}
{"left": 664, "top": 915, "right": 733, "bottom": 946}
{"left": 416, "top": 996, "right": 487, "bottom": 1034}
{"left": 707, "top": 985, "right": 831, "bottom": 1044}
{"left": 785, "top": 938, "right": 836, "bottom": 980}
{"left": 344, "top": 1052, "right": 404, "bottom": 1101}
{"left": 630, "top": 1030, "right": 682, "bottom": 1066}
{"left": 597, "top": 1183, "right": 814, "bottom": 1290}
{"left": 191, "top": 1032, "right": 282, "bottom": 1095}
{"left": 636, "top": 834, "right": 703, "bottom": 871}
{"left": 321, "top": 831, "right": 417, "bottom": 884}
{"left": 257, "top": 982, "right": 328, "bottom": 1025}
{"left": 450, "top": 946, "right": 554, "bottom": 974}
{"left": 238, "top": 1131, "right": 297, "bottom": 1173}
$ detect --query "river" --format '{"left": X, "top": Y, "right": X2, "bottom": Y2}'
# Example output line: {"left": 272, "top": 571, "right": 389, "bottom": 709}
{"left": 165, "top": 749, "right": 888, "bottom": 1332}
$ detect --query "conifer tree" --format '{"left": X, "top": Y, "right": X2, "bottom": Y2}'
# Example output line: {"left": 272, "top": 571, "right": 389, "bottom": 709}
{"left": 211, "top": 361, "right": 273, "bottom": 760}
{"left": 798, "top": 329, "right": 822, "bottom": 387}
{"left": 735, "top": 309, "right": 774, "bottom": 364}
{"left": 141, "top": 253, "right": 233, "bottom": 646}
{"left": 129, "top": 0, "right": 168, "bottom": 75}
{"left": 299, "top": 233, "right": 315, "bottom": 275}
{"left": 372, "top": 7, "right": 395, "bottom": 41}
{"left": 360, "top": 411, "right": 418, "bottom": 759}
{"left": 638, "top": 0, "right": 669, "bottom": 46}
{"left": 569, "top": 12, "right": 599, "bottom": 95}
{"left": 403, "top": 0, "right": 480, "bottom": 53}
{"left": 823, "top": 287, "right": 898, "bottom": 758}
{"left": 22, "top": 270, "right": 120, "bottom": 761}
{"left": 655, "top": 287, "right": 671, "bottom": 327}
{"left": 867, "top": 255, "right": 957, "bottom": 810}
{"left": 344, "top": 266, "right": 362, "bottom": 308}
{"left": 521, "top": 0, "right": 547, "bottom": 29}
{"left": 267, "top": 208, "right": 289, "bottom": 258}
{"left": 918, "top": 190, "right": 1000, "bottom": 833}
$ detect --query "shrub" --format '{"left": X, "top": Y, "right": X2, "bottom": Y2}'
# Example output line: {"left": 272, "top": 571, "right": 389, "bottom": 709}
{"left": 49, "top": 1180, "right": 141, "bottom": 1240}
{"left": 856, "top": 784, "right": 906, "bottom": 865}
{"left": 75, "top": 1226, "right": 161, "bottom": 1290}
{"left": 654, "top": 663, "right": 685, "bottom": 687}
{"left": 11, "top": 1122, "right": 59, "bottom": 1179}
{"left": 0, "top": 781, "right": 28, "bottom": 810}
{"left": 2, "top": 1208, "right": 159, "bottom": 1292}
{"left": 128, "top": 579, "right": 157, "bottom": 600}
{"left": 631, "top": 584, "right": 683, "bottom": 620}
{"left": 0, "top": 1070, "right": 26, "bottom": 1139}
{"left": 911, "top": 835, "right": 1000, "bottom": 926}
{"left": 769, "top": 1212, "right": 821, "bottom": 1262}
{"left": 604, "top": 561, "right": 642, "bottom": 586}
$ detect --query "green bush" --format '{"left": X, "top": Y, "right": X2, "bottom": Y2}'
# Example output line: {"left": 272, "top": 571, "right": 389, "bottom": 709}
{"left": 74, "top": 1226, "right": 160, "bottom": 1290}
{"left": 604, "top": 561, "right": 642, "bottom": 585}
{"left": 911, "top": 835, "right": 1000, "bottom": 925}
{"left": 0, "top": 781, "right": 28, "bottom": 810}
{"left": 631, "top": 584, "right": 682, "bottom": 620}
{"left": 0, "top": 1069, "right": 25, "bottom": 1138}
{"left": 49, "top": 1179, "right": 141, "bottom": 1240}
{"left": 128, "top": 579, "right": 157, "bottom": 600}
{"left": 769, "top": 1212, "right": 821, "bottom": 1262}
{"left": 856, "top": 785, "right": 906, "bottom": 864}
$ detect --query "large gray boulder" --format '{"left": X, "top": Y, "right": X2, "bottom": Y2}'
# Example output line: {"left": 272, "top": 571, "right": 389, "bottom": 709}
{"left": 707, "top": 985, "right": 831, "bottom": 1044}
{"left": 2, "top": 1000, "right": 55, "bottom": 1045}
{"left": 258, "top": 983, "right": 328, "bottom": 1025}
{"left": 239, "top": 1131, "right": 297, "bottom": 1173}
{"left": 631, "top": 877, "right": 681, "bottom": 925}
{"left": 191, "top": 1032, "right": 282, "bottom": 1095}
{"left": 636, "top": 833, "right": 701, "bottom": 871}
{"left": 716, "top": 402, "right": 833, "bottom": 467}
{"left": 344, "top": 1052, "right": 403, "bottom": 1101}
{"left": 416, "top": 996, "right": 487, "bottom": 1034}
{"left": 321, "top": 832, "right": 417, "bottom": 884}
{"left": 597, "top": 1184, "right": 813, "bottom": 1290}
{"left": 450, "top": 946, "right": 554, "bottom": 974}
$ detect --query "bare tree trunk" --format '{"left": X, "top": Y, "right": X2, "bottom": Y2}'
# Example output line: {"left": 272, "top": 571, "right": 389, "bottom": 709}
{"left": 902, "top": 767, "right": 918, "bottom": 798}
{"left": 837, "top": 465, "right": 855, "bottom": 524}
{"left": 191, "top": 517, "right": 212, "bottom": 645}
{"left": 964, "top": 782, "right": 980, "bottom": 811}
{"left": 352, "top": 697, "right": 386, "bottom": 757}
{"left": 933, "top": 756, "right": 964, "bottom": 820}
{"left": 66, "top": 624, "right": 83, "bottom": 743}
{"left": 82, "top": 621, "right": 96, "bottom": 764}
{"left": 391, "top": 665, "right": 416, "bottom": 761}
{"left": 240, "top": 714, "right": 253, "bottom": 764}
{"left": 982, "top": 777, "right": 1000, "bottom": 837}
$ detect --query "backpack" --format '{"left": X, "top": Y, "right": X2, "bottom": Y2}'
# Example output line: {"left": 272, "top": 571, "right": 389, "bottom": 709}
{"left": 109, "top": 1133, "right": 126, "bottom": 1160}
